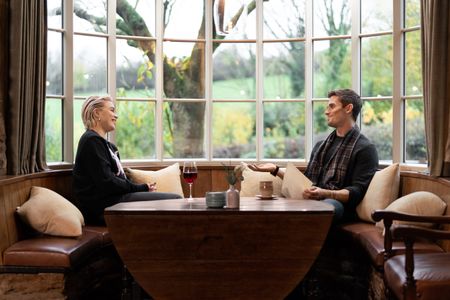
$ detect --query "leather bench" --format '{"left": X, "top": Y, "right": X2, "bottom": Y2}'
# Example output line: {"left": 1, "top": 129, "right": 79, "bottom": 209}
{"left": 3, "top": 226, "right": 111, "bottom": 269}
{"left": 0, "top": 170, "right": 123, "bottom": 299}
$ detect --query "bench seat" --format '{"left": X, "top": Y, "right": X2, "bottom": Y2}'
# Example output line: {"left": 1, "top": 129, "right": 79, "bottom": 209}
{"left": 339, "top": 222, "right": 444, "bottom": 268}
{"left": 3, "top": 226, "right": 111, "bottom": 269}
{"left": 385, "top": 253, "right": 450, "bottom": 300}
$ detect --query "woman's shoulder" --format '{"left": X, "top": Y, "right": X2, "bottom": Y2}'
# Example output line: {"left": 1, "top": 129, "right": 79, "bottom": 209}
{"left": 79, "top": 130, "right": 107, "bottom": 148}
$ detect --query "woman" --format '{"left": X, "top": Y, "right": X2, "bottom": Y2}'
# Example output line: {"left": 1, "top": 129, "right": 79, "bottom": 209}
{"left": 73, "top": 95, "right": 181, "bottom": 224}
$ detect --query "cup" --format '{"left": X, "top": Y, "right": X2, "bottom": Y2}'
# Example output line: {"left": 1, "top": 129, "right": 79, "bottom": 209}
{"left": 259, "top": 181, "right": 273, "bottom": 198}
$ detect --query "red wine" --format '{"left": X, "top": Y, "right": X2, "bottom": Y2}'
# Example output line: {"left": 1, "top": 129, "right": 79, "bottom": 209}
{"left": 183, "top": 171, "right": 198, "bottom": 184}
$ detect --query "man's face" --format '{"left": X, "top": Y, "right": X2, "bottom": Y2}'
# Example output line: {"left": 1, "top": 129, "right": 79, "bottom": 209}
{"left": 325, "top": 96, "right": 353, "bottom": 128}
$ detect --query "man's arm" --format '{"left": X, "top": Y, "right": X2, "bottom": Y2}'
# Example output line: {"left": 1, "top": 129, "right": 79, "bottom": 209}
{"left": 248, "top": 163, "right": 285, "bottom": 179}
{"left": 303, "top": 186, "right": 350, "bottom": 202}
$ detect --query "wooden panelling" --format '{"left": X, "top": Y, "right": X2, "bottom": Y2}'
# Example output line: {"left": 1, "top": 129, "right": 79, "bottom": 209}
{"left": 401, "top": 172, "right": 450, "bottom": 251}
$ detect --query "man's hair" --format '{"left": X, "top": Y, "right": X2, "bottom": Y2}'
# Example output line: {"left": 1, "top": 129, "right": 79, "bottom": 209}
{"left": 328, "top": 89, "right": 362, "bottom": 121}
{"left": 81, "top": 95, "right": 112, "bottom": 130}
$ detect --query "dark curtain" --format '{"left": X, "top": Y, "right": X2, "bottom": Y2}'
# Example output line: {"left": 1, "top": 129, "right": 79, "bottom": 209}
{"left": 421, "top": 0, "right": 450, "bottom": 177}
{"left": 0, "top": 0, "right": 8, "bottom": 175}
{"left": 7, "top": 0, "right": 48, "bottom": 174}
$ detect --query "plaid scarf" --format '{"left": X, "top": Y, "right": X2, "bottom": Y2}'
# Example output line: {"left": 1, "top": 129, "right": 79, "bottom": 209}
{"left": 305, "top": 126, "right": 361, "bottom": 190}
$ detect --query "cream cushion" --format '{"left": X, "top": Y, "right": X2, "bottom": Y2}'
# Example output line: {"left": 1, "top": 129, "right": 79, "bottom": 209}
{"left": 240, "top": 163, "right": 283, "bottom": 197}
{"left": 16, "top": 186, "right": 84, "bottom": 237}
{"left": 281, "top": 163, "right": 312, "bottom": 199}
{"left": 356, "top": 163, "right": 400, "bottom": 223}
{"left": 125, "top": 163, "right": 184, "bottom": 197}
{"left": 375, "top": 191, "right": 447, "bottom": 229}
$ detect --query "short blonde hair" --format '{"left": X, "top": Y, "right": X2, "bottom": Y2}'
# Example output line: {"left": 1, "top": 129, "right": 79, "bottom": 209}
{"left": 81, "top": 95, "right": 112, "bottom": 129}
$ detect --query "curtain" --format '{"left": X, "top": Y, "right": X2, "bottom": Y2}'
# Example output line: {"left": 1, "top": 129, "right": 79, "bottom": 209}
{"left": 0, "top": 0, "right": 8, "bottom": 175}
{"left": 7, "top": 0, "right": 47, "bottom": 175}
{"left": 421, "top": 0, "right": 450, "bottom": 177}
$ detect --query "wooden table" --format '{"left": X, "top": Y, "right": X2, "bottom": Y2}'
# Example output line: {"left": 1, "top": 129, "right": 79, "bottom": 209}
{"left": 105, "top": 197, "right": 334, "bottom": 299}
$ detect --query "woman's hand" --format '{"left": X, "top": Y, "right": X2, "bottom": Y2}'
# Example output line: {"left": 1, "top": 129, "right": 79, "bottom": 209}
{"left": 248, "top": 163, "right": 277, "bottom": 173}
{"left": 147, "top": 182, "right": 157, "bottom": 192}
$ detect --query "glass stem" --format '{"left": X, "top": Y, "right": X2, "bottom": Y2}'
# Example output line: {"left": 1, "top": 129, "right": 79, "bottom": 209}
{"left": 189, "top": 183, "right": 193, "bottom": 198}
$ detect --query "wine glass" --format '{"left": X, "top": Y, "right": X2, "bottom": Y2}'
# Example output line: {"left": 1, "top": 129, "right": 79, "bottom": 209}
{"left": 183, "top": 162, "right": 198, "bottom": 201}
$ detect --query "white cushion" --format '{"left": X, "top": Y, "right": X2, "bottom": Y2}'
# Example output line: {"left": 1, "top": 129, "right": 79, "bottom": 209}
{"left": 375, "top": 191, "right": 447, "bottom": 229}
{"left": 281, "top": 162, "right": 312, "bottom": 199}
{"left": 240, "top": 163, "right": 283, "bottom": 197}
{"left": 356, "top": 163, "right": 400, "bottom": 223}
{"left": 17, "top": 186, "right": 85, "bottom": 237}
{"left": 125, "top": 163, "right": 184, "bottom": 197}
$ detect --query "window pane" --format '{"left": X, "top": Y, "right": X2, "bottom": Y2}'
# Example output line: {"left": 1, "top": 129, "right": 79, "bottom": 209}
{"left": 263, "top": 0, "right": 306, "bottom": 39}
{"left": 213, "top": 43, "right": 256, "bottom": 99}
{"left": 163, "top": 102, "right": 206, "bottom": 158}
{"left": 313, "top": 39, "right": 351, "bottom": 98}
{"left": 264, "top": 42, "right": 305, "bottom": 99}
{"left": 263, "top": 102, "right": 305, "bottom": 159}
{"left": 361, "top": 35, "right": 393, "bottom": 97}
{"left": 405, "top": 30, "right": 422, "bottom": 95}
{"left": 74, "top": 0, "right": 107, "bottom": 33}
{"left": 117, "top": 0, "right": 155, "bottom": 37}
{"left": 116, "top": 101, "right": 156, "bottom": 159}
{"left": 73, "top": 99, "right": 85, "bottom": 158}
{"left": 74, "top": 35, "right": 107, "bottom": 96}
{"left": 47, "top": 31, "right": 63, "bottom": 95}
{"left": 213, "top": 0, "right": 256, "bottom": 39}
{"left": 314, "top": 0, "right": 350, "bottom": 36}
{"left": 45, "top": 99, "right": 62, "bottom": 162}
{"left": 47, "top": 0, "right": 62, "bottom": 29}
{"left": 313, "top": 101, "right": 332, "bottom": 145}
{"left": 165, "top": 0, "right": 204, "bottom": 39}
{"left": 116, "top": 39, "right": 156, "bottom": 98}
{"left": 361, "top": 0, "right": 392, "bottom": 33}
{"left": 213, "top": 102, "right": 255, "bottom": 158}
{"left": 405, "top": 0, "right": 420, "bottom": 28}
{"left": 361, "top": 100, "right": 392, "bottom": 161}
{"left": 405, "top": 99, "right": 426, "bottom": 163}
{"left": 163, "top": 41, "right": 205, "bottom": 98}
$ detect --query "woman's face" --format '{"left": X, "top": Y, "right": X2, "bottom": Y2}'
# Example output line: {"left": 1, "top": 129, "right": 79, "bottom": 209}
{"left": 95, "top": 100, "right": 118, "bottom": 133}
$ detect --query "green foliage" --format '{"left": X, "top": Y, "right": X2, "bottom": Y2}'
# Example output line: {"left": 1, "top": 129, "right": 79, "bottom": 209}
{"left": 115, "top": 101, "right": 156, "bottom": 159}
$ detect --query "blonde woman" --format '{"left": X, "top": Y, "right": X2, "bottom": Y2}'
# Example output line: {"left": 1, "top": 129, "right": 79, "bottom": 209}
{"left": 73, "top": 95, "right": 181, "bottom": 224}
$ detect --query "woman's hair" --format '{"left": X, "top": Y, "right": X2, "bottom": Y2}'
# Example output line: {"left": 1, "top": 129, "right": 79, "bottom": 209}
{"left": 81, "top": 95, "right": 112, "bottom": 129}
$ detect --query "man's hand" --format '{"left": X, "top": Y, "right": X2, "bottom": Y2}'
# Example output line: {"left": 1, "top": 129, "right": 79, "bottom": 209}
{"left": 303, "top": 186, "right": 328, "bottom": 200}
{"left": 248, "top": 163, "right": 277, "bottom": 173}
{"left": 147, "top": 182, "right": 157, "bottom": 192}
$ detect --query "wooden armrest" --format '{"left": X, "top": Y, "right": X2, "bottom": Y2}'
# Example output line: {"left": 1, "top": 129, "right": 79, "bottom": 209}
{"left": 392, "top": 224, "right": 450, "bottom": 241}
{"left": 372, "top": 210, "right": 450, "bottom": 224}
{"left": 371, "top": 210, "right": 450, "bottom": 260}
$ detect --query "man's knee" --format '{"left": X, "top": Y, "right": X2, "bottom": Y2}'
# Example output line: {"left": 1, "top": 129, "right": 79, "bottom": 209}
{"left": 322, "top": 198, "right": 344, "bottom": 223}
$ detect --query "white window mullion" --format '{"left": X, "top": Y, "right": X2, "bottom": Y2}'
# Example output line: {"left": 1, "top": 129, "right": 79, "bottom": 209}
{"left": 392, "top": 0, "right": 404, "bottom": 163}
{"left": 155, "top": 0, "right": 164, "bottom": 161}
{"left": 304, "top": 0, "right": 313, "bottom": 160}
{"left": 256, "top": 0, "right": 263, "bottom": 161}
{"left": 108, "top": 0, "right": 117, "bottom": 144}
{"left": 351, "top": 0, "right": 361, "bottom": 95}
{"left": 63, "top": 0, "right": 74, "bottom": 163}
{"left": 205, "top": 0, "right": 213, "bottom": 161}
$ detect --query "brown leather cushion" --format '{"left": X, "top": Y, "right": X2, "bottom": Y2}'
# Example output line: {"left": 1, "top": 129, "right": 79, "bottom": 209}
{"left": 385, "top": 253, "right": 450, "bottom": 300}
{"left": 3, "top": 226, "right": 110, "bottom": 268}
{"left": 339, "top": 222, "right": 443, "bottom": 268}
{"left": 358, "top": 230, "right": 443, "bottom": 268}
{"left": 338, "top": 222, "right": 378, "bottom": 240}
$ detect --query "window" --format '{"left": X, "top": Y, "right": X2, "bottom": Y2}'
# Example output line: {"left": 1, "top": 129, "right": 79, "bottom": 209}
{"left": 46, "top": 0, "right": 425, "bottom": 165}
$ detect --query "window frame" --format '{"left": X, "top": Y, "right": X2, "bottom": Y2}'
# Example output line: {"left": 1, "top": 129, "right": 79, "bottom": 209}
{"left": 45, "top": 0, "right": 424, "bottom": 167}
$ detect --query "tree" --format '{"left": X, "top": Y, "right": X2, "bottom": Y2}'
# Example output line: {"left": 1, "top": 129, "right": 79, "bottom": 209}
{"left": 71, "top": 0, "right": 260, "bottom": 158}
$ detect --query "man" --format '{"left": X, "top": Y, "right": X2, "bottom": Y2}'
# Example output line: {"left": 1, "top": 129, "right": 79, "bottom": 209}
{"left": 250, "top": 89, "right": 378, "bottom": 222}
